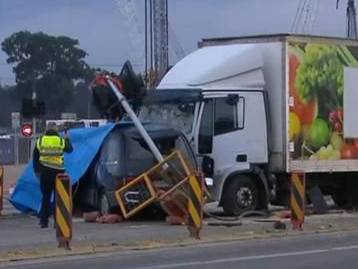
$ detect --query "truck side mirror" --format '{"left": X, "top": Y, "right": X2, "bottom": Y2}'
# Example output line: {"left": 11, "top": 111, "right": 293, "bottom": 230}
{"left": 178, "top": 103, "right": 194, "bottom": 113}
{"left": 201, "top": 156, "right": 214, "bottom": 178}
{"left": 226, "top": 94, "right": 239, "bottom": 105}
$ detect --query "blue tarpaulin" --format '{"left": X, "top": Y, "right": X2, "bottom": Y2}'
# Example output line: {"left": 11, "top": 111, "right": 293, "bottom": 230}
{"left": 9, "top": 123, "right": 117, "bottom": 213}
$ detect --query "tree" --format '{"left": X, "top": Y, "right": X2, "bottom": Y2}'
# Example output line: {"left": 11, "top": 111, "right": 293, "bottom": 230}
{"left": 73, "top": 81, "right": 100, "bottom": 119}
{"left": 1, "top": 31, "right": 90, "bottom": 117}
{"left": 72, "top": 67, "right": 101, "bottom": 119}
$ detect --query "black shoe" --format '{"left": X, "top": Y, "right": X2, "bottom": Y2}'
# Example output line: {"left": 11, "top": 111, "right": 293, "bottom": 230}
{"left": 40, "top": 222, "right": 48, "bottom": 228}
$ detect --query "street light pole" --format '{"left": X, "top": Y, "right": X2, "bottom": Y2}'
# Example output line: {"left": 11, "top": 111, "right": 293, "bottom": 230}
{"left": 32, "top": 90, "right": 37, "bottom": 136}
{"left": 30, "top": 78, "right": 37, "bottom": 160}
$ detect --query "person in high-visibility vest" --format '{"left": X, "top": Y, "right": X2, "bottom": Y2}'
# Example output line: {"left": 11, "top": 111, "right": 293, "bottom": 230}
{"left": 33, "top": 122, "right": 73, "bottom": 228}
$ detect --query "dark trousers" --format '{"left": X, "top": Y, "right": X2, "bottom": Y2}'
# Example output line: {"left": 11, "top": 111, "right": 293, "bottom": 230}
{"left": 39, "top": 166, "right": 64, "bottom": 225}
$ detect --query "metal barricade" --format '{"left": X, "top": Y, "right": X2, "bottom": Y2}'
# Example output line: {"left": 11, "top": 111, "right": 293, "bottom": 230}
{"left": 115, "top": 150, "right": 192, "bottom": 219}
{"left": 115, "top": 150, "right": 205, "bottom": 238}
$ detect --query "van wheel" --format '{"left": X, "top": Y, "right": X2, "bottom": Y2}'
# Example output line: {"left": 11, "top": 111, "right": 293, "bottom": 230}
{"left": 222, "top": 175, "right": 259, "bottom": 216}
{"left": 99, "top": 191, "right": 111, "bottom": 215}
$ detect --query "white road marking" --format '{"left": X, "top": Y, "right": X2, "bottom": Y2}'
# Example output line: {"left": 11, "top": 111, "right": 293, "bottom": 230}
{"left": 2, "top": 241, "right": 358, "bottom": 268}
{"left": 131, "top": 244, "right": 358, "bottom": 269}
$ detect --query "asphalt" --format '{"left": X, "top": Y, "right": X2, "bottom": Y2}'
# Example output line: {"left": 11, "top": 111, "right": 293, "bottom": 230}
{"left": 2, "top": 165, "right": 358, "bottom": 263}
{"left": 2, "top": 206, "right": 358, "bottom": 263}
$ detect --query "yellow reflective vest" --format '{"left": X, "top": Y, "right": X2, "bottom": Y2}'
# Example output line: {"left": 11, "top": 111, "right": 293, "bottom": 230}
{"left": 36, "top": 135, "right": 65, "bottom": 170}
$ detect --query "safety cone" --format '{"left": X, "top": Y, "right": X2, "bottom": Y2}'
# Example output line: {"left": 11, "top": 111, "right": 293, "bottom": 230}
{"left": 9, "top": 182, "right": 15, "bottom": 197}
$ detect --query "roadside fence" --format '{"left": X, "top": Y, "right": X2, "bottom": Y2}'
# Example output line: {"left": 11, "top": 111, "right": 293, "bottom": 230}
{"left": 0, "top": 134, "right": 39, "bottom": 165}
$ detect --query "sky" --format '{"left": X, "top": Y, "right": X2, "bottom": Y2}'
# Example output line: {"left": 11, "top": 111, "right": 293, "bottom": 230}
{"left": 0, "top": 0, "right": 348, "bottom": 85}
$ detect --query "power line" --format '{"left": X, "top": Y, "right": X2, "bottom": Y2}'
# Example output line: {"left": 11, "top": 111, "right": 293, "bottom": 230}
{"left": 89, "top": 63, "right": 124, "bottom": 67}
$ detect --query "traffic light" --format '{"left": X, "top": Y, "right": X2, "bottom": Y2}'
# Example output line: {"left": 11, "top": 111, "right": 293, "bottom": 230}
{"left": 21, "top": 98, "right": 33, "bottom": 119}
{"left": 119, "top": 60, "right": 145, "bottom": 99}
{"left": 21, "top": 123, "right": 33, "bottom": 137}
{"left": 35, "top": 100, "right": 46, "bottom": 117}
{"left": 21, "top": 98, "right": 46, "bottom": 119}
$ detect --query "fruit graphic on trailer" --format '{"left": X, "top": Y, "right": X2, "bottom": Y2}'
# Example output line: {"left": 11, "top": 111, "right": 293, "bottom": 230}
{"left": 289, "top": 52, "right": 317, "bottom": 126}
{"left": 341, "top": 144, "right": 357, "bottom": 159}
{"left": 289, "top": 111, "right": 301, "bottom": 140}
{"left": 308, "top": 118, "right": 330, "bottom": 150}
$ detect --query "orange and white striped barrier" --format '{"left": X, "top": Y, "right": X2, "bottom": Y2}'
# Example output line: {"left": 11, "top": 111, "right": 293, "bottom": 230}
{"left": 290, "top": 171, "right": 306, "bottom": 230}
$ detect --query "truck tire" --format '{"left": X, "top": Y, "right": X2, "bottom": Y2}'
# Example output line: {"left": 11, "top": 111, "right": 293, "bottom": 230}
{"left": 222, "top": 175, "right": 259, "bottom": 216}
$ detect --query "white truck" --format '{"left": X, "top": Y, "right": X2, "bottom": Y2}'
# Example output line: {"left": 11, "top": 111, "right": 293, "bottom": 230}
{"left": 139, "top": 34, "right": 358, "bottom": 215}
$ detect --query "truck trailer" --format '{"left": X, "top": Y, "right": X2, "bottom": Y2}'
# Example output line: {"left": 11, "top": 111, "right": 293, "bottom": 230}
{"left": 139, "top": 33, "right": 358, "bottom": 215}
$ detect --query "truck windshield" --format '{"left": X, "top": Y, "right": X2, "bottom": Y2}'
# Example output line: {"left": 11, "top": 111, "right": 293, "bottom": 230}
{"left": 139, "top": 89, "right": 201, "bottom": 135}
{"left": 139, "top": 103, "right": 195, "bottom": 135}
{"left": 173, "top": 134, "right": 197, "bottom": 170}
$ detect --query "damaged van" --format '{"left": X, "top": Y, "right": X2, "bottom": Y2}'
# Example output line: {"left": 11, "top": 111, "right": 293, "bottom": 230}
{"left": 77, "top": 121, "right": 197, "bottom": 215}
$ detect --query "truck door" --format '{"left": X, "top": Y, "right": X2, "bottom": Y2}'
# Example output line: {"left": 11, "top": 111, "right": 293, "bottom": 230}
{"left": 195, "top": 95, "right": 248, "bottom": 183}
{"left": 195, "top": 94, "right": 262, "bottom": 195}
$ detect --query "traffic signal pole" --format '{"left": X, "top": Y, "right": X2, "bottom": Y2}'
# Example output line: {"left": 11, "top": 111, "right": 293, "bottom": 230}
{"left": 14, "top": 127, "right": 19, "bottom": 165}
{"left": 105, "top": 76, "right": 164, "bottom": 163}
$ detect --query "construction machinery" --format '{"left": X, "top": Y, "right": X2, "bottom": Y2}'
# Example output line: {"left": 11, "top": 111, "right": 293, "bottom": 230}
{"left": 117, "top": 0, "right": 185, "bottom": 88}
{"left": 291, "top": 0, "right": 357, "bottom": 39}
{"left": 291, "top": 0, "right": 321, "bottom": 34}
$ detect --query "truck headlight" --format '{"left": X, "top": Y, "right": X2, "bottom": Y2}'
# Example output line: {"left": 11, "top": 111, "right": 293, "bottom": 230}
{"left": 204, "top": 177, "right": 214, "bottom": 187}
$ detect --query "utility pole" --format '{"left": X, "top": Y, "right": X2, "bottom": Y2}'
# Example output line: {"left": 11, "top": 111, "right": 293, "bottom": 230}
{"left": 117, "top": 0, "right": 183, "bottom": 89}
{"left": 145, "top": 0, "right": 168, "bottom": 87}
{"left": 337, "top": 0, "right": 358, "bottom": 39}
{"left": 152, "top": 0, "right": 169, "bottom": 83}
{"left": 31, "top": 77, "right": 37, "bottom": 137}
{"left": 347, "top": 0, "right": 358, "bottom": 38}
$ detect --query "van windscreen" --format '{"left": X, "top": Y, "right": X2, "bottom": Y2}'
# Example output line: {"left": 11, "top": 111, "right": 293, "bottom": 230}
{"left": 125, "top": 136, "right": 157, "bottom": 176}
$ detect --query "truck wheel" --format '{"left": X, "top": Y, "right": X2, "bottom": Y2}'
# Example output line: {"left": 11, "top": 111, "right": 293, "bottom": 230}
{"left": 222, "top": 175, "right": 259, "bottom": 216}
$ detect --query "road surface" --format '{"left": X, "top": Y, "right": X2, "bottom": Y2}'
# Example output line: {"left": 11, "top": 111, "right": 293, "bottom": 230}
{"left": 1, "top": 165, "right": 24, "bottom": 216}
{"left": 1, "top": 192, "right": 18, "bottom": 216}
{"left": 2, "top": 230, "right": 358, "bottom": 268}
